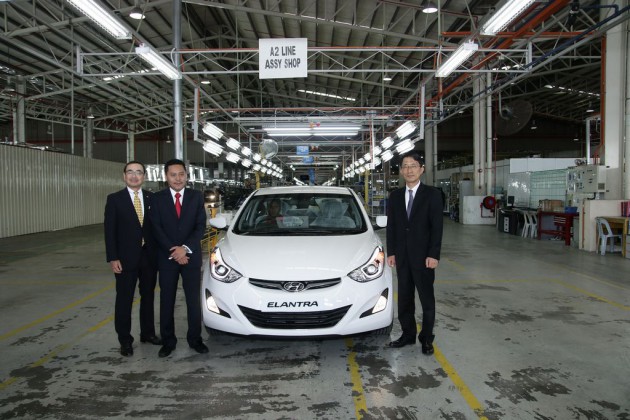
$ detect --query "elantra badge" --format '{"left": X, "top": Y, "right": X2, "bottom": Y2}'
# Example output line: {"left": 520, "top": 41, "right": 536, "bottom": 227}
{"left": 282, "top": 282, "right": 306, "bottom": 292}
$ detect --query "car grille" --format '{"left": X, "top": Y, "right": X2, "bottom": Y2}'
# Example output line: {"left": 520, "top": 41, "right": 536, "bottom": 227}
{"left": 238, "top": 305, "right": 351, "bottom": 329}
{"left": 249, "top": 278, "right": 341, "bottom": 291}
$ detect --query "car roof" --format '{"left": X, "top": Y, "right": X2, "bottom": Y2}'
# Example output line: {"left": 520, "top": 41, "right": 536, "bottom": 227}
{"left": 253, "top": 186, "right": 354, "bottom": 196}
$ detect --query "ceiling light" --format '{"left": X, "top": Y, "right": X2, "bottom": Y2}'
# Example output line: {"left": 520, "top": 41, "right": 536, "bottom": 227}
{"left": 373, "top": 157, "right": 382, "bottom": 166}
{"left": 358, "top": 158, "right": 366, "bottom": 165}
{"left": 252, "top": 153, "right": 261, "bottom": 162}
{"left": 363, "top": 153, "right": 372, "bottom": 162}
{"left": 373, "top": 146, "right": 382, "bottom": 156}
{"left": 586, "top": 103, "right": 594, "bottom": 113}
{"left": 261, "top": 158, "right": 268, "bottom": 165}
{"left": 435, "top": 42, "right": 478, "bottom": 78}
{"left": 530, "top": 119, "right": 537, "bottom": 130}
{"left": 382, "top": 74, "right": 392, "bottom": 82}
{"left": 253, "top": 164, "right": 262, "bottom": 171}
{"left": 381, "top": 136, "right": 394, "bottom": 149}
{"left": 241, "top": 159, "right": 252, "bottom": 168}
{"left": 263, "top": 125, "right": 360, "bottom": 137}
{"left": 200, "top": 80, "right": 211, "bottom": 85}
{"left": 481, "top": 0, "right": 536, "bottom": 36}
{"left": 225, "top": 152, "right": 241, "bottom": 163}
{"left": 396, "top": 121, "right": 417, "bottom": 139}
{"left": 395, "top": 139, "right": 415, "bottom": 154}
{"left": 297, "top": 89, "right": 356, "bottom": 102}
{"left": 135, "top": 43, "right": 181, "bottom": 80}
{"left": 202, "top": 140, "right": 223, "bottom": 156}
{"left": 225, "top": 137, "right": 241, "bottom": 151}
{"left": 241, "top": 146, "right": 252, "bottom": 156}
{"left": 66, "top": 0, "right": 131, "bottom": 39}
{"left": 202, "top": 122, "right": 224, "bottom": 140}
{"left": 129, "top": 6, "right": 145, "bottom": 20}
{"left": 381, "top": 150, "right": 394, "bottom": 162}
{"left": 422, "top": 1, "right": 438, "bottom": 13}
{"left": 86, "top": 113, "right": 95, "bottom": 119}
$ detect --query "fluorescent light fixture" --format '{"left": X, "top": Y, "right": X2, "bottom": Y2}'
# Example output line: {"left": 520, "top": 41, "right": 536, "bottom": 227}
{"left": 381, "top": 150, "right": 394, "bottom": 162}
{"left": 66, "top": 0, "right": 131, "bottom": 39}
{"left": 481, "top": 0, "right": 536, "bottom": 36}
{"left": 261, "top": 158, "right": 268, "bottom": 166}
{"left": 202, "top": 140, "right": 223, "bottom": 156}
{"left": 225, "top": 137, "right": 241, "bottom": 151}
{"left": 202, "top": 122, "right": 224, "bottom": 140}
{"left": 261, "top": 167, "right": 269, "bottom": 174}
{"left": 422, "top": 1, "right": 438, "bottom": 13}
{"left": 297, "top": 89, "right": 356, "bottom": 102}
{"left": 358, "top": 166, "right": 366, "bottom": 174}
{"left": 252, "top": 164, "right": 262, "bottom": 171}
{"left": 363, "top": 163, "right": 371, "bottom": 171}
{"left": 252, "top": 153, "right": 261, "bottom": 162}
{"left": 435, "top": 42, "right": 478, "bottom": 78}
{"left": 225, "top": 152, "right": 240, "bottom": 163}
{"left": 373, "top": 146, "right": 382, "bottom": 156}
{"left": 241, "top": 146, "right": 252, "bottom": 156}
{"left": 129, "top": 6, "right": 145, "bottom": 20}
{"left": 358, "top": 158, "right": 366, "bottom": 165}
{"left": 382, "top": 75, "right": 392, "bottom": 82}
{"left": 373, "top": 157, "right": 382, "bottom": 166}
{"left": 200, "top": 80, "right": 211, "bottom": 85}
{"left": 381, "top": 136, "right": 394, "bottom": 149}
{"left": 396, "top": 121, "right": 417, "bottom": 139}
{"left": 136, "top": 43, "right": 181, "bottom": 80}
{"left": 266, "top": 160, "right": 273, "bottom": 167}
{"left": 363, "top": 153, "right": 372, "bottom": 162}
{"left": 264, "top": 125, "right": 360, "bottom": 137}
{"left": 396, "top": 139, "right": 415, "bottom": 154}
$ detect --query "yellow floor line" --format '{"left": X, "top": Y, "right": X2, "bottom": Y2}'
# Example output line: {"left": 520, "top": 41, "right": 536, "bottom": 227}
{"left": 549, "top": 278, "right": 630, "bottom": 311}
{"left": 0, "top": 282, "right": 115, "bottom": 342}
{"left": 345, "top": 338, "right": 367, "bottom": 419}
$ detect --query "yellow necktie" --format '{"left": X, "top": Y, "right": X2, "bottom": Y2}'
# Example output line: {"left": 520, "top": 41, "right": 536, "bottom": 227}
{"left": 133, "top": 191, "right": 143, "bottom": 225}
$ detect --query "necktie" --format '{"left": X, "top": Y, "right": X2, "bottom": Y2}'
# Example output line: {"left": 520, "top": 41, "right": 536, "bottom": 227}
{"left": 175, "top": 192, "right": 182, "bottom": 218}
{"left": 133, "top": 191, "right": 143, "bottom": 225}
{"left": 407, "top": 189, "right": 414, "bottom": 219}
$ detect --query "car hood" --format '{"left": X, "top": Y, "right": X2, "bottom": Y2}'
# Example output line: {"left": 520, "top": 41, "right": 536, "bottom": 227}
{"left": 218, "top": 232, "right": 382, "bottom": 280}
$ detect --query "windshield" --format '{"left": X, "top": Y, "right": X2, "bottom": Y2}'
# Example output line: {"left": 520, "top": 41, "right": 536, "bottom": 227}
{"left": 232, "top": 192, "right": 368, "bottom": 235}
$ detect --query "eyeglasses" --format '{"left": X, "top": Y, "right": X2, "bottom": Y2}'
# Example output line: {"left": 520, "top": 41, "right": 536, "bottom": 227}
{"left": 401, "top": 164, "right": 421, "bottom": 170}
{"left": 125, "top": 170, "right": 145, "bottom": 176}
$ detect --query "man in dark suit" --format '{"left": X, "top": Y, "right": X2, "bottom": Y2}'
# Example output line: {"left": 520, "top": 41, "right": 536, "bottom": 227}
{"left": 104, "top": 161, "right": 161, "bottom": 357}
{"left": 386, "top": 151, "right": 443, "bottom": 354}
{"left": 150, "top": 159, "right": 208, "bottom": 358}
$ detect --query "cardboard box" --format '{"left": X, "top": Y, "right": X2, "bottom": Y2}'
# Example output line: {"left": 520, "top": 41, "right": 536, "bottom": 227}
{"left": 540, "top": 199, "right": 564, "bottom": 211}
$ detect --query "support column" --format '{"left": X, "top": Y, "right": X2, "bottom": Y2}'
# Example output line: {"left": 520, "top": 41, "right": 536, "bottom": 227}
{"left": 15, "top": 76, "right": 26, "bottom": 143}
{"left": 424, "top": 124, "right": 435, "bottom": 185}
{"left": 486, "top": 74, "right": 494, "bottom": 196}
{"left": 85, "top": 108, "right": 93, "bottom": 158}
{"left": 602, "top": 0, "right": 628, "bottom": 198}
{"left": 473, "top": 76, "right": 487, "bottom": 195}
{"left": 173, "top": 0, "right": 184, "bottom": 160}
{"left": 127, "top": 122, "right": 136, "bottom": 161}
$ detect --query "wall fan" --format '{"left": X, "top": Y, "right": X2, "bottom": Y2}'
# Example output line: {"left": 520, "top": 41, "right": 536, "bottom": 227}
{"left": 260, "top": 139, "right": 278, "bottom": 158}
{"left": 496, "top": 100, "right": 533, "bottom": 136}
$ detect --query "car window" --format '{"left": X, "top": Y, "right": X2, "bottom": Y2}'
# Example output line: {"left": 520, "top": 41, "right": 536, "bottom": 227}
{"left": 232, "top": 193, "right": 367, "bottom": 235}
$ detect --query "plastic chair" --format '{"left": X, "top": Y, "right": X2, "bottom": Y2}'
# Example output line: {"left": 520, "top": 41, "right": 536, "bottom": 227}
{"left": 521, "top": 211, "right": 532, "bottom": 238}
{"left": 528, "top": 211, "right": 538, "bottom": 238}
{"left": 596, "top": 217, "right": 623, "bottom": 255}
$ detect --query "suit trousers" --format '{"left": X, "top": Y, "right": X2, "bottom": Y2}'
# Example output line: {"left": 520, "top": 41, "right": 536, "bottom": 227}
{"left": 158, "top": 265, "right": 203, "bottom": 348}
{"left": 396, "top": 262, "right": 436, "bottom": 341}
{"left": 114, "top": 248, "right": 158, "bottom": 345}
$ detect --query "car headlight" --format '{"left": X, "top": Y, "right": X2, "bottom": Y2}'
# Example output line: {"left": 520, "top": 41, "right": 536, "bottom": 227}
{"left": 210, "top": 247, "right": 242, "bottom": 283}
{"left": 348, "top": 247, "right": 385, "bottom": 282}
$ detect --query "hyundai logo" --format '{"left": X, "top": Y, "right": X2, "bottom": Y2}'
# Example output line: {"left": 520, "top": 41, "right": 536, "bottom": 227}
{"left": 283, "top": 282, "right": 306, "bottom": 292}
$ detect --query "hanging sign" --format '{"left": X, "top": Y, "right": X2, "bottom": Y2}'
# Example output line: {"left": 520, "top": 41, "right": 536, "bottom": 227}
{"left": 296, "top": 145, "right": 309, "bottom": 156}
{"left": 259, "top": 38, "right": 308, "bottom": 79}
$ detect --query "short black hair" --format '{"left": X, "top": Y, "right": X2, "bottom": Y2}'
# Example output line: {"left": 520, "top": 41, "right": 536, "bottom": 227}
{"left": 400, "top": 151, "right": 425, "bottom": 167}
{"left": 164, "top": 158, "right": 186, "bottom": 173}
{"left": 124, "top": 160, "right": 146, "bottom": 173}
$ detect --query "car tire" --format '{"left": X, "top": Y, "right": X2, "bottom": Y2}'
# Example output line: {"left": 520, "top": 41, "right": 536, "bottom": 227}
{"left": 372, "top": 322, "right": 393, "bottom": 336}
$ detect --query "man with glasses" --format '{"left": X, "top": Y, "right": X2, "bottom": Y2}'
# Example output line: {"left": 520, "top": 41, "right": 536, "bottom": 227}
{"left": 386, "top": 151, "right": 443, "bottom": 355}
{"left": 104, "top": 161, "right": 161, "bottom": 357}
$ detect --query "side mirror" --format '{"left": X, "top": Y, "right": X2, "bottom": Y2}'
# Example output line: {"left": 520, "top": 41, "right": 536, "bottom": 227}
{"left": 374, "top": 215, "right": 387, "bottom": 229}
{"left": 209, "top": 216, "right": 228, "bottom": 230}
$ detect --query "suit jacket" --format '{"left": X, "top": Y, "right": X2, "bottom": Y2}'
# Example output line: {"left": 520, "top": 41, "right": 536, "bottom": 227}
{"left": 150, "top": 187, "right": 207, "bottom": 269}
{"left": 104, "top": 188, "right": 157, "bottom": 270}
{"left": 386, "top": 183, "right": 443, "bottom": 270}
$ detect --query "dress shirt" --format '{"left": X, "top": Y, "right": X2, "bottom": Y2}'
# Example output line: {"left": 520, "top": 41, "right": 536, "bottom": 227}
{"left": 127, "top": 187, "right": 144, "bottom": 215}
{"left": 405, "top": 181, "right": 421, "bottom": 209}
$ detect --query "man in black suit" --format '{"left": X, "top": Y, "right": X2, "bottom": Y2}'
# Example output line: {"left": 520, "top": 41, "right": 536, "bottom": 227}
{"left": 150, "top": 159, "right": 208, "bottom": 358}
{"left": 386, "top": 151, "right": 443, "bottom": 354}
{"left": 104, "top": 161, "right": 161, "bottom": 357}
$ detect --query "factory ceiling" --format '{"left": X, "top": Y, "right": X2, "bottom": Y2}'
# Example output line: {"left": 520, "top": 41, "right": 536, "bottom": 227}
{"left": 0, "top": 0, "right": 627, "bottom": 178}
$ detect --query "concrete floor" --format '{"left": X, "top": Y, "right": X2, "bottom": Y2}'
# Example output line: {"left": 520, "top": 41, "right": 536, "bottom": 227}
{"left": 0, "top": 219, "right": 629, "bottom": 419}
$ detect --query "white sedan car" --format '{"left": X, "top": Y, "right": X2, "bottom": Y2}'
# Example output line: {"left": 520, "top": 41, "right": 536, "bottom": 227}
{"left": 203, "top": 186, "right": 393, "bottom": 337}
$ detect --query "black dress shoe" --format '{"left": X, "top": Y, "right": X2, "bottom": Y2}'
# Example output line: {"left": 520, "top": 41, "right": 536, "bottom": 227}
{"left": 120, "top": 344, "right": 133, "bottom": 357}
{"left": 158, "top": 345, "right": 175, "bottom": 358}
{"left": 387, "top": 336, "right": 416, "bottom": 348}
{"left": 419, "top": 335, "right": 435, "bottom": 355}
{"left": 190, "top": 342, "right": 209, "bottom": 354}
{"left": 140, "top": 335, "right": 162, "bottom": 345}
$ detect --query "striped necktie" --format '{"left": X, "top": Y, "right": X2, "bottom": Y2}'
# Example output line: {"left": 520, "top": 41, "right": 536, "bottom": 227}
{"left": 133, "top": 191, "right": 143, "bottom": 225}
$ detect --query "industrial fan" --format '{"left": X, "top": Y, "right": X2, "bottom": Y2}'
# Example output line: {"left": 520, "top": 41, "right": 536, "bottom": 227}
{"left": 496, "top": 100, "right": 533, "bottom": 136}
{"left": 260, "top": 139, "right": 278, "bottom": 159}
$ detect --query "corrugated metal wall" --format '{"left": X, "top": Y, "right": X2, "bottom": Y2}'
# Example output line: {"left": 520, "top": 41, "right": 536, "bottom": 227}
{"left": 0, "top": 145, "right": 123, "bottom": 238}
